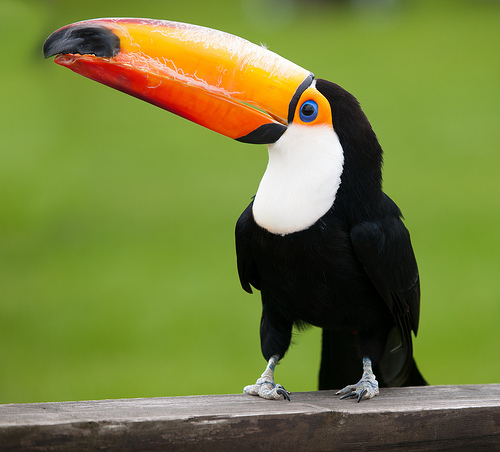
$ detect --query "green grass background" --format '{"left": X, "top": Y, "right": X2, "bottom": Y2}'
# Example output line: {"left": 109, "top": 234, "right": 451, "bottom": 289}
{"left": 1, "top": 0, "right": 499, "bottom": 403}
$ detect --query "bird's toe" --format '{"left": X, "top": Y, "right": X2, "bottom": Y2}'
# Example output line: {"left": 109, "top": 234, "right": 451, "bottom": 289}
{"left": 244, "top": 379, "right": 291, "bottom": 401}
{"left": 336, "top": 378, "right": 379, "bottom": 402}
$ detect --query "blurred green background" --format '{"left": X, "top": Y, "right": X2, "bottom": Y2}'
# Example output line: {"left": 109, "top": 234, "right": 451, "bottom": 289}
{"left": 1, "top": 0, "right": 499, "bottom": 404}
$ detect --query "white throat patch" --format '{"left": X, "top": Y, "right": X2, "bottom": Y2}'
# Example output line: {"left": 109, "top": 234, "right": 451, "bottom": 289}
{"left": 252, "top": 123, "right": 344, "bottom": 235}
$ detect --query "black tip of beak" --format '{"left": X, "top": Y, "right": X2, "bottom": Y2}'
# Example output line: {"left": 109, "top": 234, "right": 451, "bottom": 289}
{"left": 43, "top": 24, "right": 120, "bottom": 59}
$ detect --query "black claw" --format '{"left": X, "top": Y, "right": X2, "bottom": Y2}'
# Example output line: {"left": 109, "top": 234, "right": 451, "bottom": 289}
{"left": 339, "top": 391, "right": 357, "bottom": 400}
{"left": 357, "top": 389, "right": 368, "bottom": 403}
{"left": 276, "top": 388, "right": 291, "bottom": 401}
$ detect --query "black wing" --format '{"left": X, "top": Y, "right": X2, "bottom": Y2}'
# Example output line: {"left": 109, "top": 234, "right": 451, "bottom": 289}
{"left": 350, "top": 195, "right": 422, "bottom": 386}
{"left": 235, "top": 201, "right": 260, "bottom": 294}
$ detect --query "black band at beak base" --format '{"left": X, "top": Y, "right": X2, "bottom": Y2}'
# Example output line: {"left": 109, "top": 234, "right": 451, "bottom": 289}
{"left": 287, "top": 73, "right": 315, "bottom": 123}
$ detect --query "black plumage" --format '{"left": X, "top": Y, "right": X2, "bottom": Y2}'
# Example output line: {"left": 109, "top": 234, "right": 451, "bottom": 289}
{"left": 236, "top": 79, "right": 426, "bottom": 389}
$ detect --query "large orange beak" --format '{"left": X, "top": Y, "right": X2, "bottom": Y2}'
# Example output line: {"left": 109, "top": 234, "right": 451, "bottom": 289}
{"left": 43, "top": 18, "right": 314, "bottom": 144}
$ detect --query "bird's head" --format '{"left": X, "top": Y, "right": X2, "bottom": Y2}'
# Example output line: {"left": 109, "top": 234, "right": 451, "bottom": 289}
{"left": 44, "top": 18, "right": 383, "bottom": 232}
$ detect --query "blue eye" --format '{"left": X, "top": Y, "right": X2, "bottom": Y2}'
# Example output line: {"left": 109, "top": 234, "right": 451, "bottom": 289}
{"left": 299, "top": 100, "right": 318, "bottom": 122}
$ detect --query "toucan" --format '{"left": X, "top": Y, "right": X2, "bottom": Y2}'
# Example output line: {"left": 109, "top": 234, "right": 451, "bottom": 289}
{"left": 43, "top": 18, "right": 426, "bottom": 402}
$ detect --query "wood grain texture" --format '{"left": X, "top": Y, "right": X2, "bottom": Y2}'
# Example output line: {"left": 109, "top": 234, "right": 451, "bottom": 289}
{"left": 1, "top": 385, "right": 499, "bottom": 451}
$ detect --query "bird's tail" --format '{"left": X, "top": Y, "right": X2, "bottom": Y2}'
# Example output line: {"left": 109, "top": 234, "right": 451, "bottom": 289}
{"left": 318, "top": 328, "right": 427, "bottom": 390}
{"left": 319, "top": 327, "right": 362, "bottom": 390}
{"left": 400, "top": 357, "right": 427, "bottom": 386}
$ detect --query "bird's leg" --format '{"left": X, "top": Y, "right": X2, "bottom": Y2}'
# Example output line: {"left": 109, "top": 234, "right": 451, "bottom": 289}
{"left": 336, "top": 357, "right": 379, "bottom": 402}
{"left": 243, "top": 355, "right": 291, "bottom": 401}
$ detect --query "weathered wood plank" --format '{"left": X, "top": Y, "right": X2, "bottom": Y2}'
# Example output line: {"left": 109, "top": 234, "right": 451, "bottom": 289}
{"left": 1, "top": 385, "right": 499, "bottom": 451}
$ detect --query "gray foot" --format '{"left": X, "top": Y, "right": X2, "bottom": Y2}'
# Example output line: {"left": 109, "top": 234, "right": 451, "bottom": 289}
{"left": 336, "top": 357, "right": 379, "bottom": 402}
{"left": 243, "top": 355, "right": 291, "bottom": 401}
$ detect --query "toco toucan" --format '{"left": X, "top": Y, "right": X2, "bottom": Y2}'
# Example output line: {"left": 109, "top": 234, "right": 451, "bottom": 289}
{"left": 44, "top": 18, "right": 426, "bottom": 402}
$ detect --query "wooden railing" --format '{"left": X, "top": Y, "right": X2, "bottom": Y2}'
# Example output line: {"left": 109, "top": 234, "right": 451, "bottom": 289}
{"left": 1, "top": 384, "right": 499, "bottom": 451}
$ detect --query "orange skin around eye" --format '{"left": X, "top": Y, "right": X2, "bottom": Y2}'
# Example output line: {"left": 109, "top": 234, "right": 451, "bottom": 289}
{"left": 292, "top": 86, "right": 333, "bottom": 128}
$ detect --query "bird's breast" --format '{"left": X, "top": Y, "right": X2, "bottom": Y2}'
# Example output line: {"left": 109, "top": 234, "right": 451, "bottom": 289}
{"left": 252, "top": 221, "right": 376, "bottom": 329}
